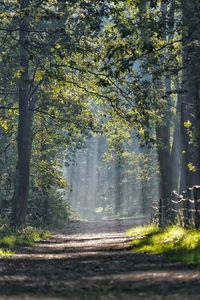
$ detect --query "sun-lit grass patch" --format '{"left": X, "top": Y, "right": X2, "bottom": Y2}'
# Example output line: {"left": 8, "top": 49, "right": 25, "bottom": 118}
{"left": 150, "top": 226, "right": 185, "bottom": 248}
{"left": 0, "top": 235, "right": 17, "bottom": 247}
{"left": 0, "top": 248, "right": 14, "bottom": 256}
{"left": 18, "top": 226, "right": 52, "bottom": 245}
{"left": 179, "top": 230, "right": 200, "bottom": 249}
{"left": 126, "top": 224, "right": 159, "bottom": 237}
{"left": 128, "top": 224, "right": 200, "bottom": 264}
{"left": 0, "top": 225, "right": 52, "bottom": 254}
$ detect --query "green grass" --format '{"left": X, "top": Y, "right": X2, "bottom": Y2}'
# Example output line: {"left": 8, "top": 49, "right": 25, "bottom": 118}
{"left": 0, "top": 248, "right": 14, "bottom": 256}
{"left": 0, "top": 225, "right": 52, "bottom": 256}
{"left": 126, "top": 224, "right": 159, "bottom": 237}
{"left": 127, "top": 224, "right": 200, "bottom": 264}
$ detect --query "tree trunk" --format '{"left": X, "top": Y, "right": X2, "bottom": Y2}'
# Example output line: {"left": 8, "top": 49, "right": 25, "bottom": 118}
{"left": 168, "top": 80, "right": 181, "bottom": 193}
{"left": 10, "top": 0, "right": 34, "bottom": 226}
{"left": 114, "top": 156, "right": 122, "bottom": 215}
{"left": 156, "top": 0, "right": 180, "bottom": 226}
{"left": 180, "top": 0, "right": 200, "bottom": 190}
{"left": 156, "top": 124, "right": 171, "bottom": 226}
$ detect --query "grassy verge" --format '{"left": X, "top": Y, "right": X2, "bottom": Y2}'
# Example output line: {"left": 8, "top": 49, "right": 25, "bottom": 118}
{"left": 0, "top": 225, "right": 52, "bottom": 256}
{"left": 127, "top": 224, "right": 200, "bottom": 264}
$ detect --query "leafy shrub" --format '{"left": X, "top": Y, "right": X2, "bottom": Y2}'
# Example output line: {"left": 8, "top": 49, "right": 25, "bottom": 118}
{"left": 0, "top": 225, "right": 51, "bottom": 255}
{"left": 28, "top": 189, "right": 71, "bottom": 227}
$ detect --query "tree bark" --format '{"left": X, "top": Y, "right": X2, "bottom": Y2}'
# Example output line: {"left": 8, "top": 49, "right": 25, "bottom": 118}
{"left": 156, "top": 124, "right": 171, "bottom": 226}
{"left": 10, "top": 0, "right": 34, "bottom": 226}
{"left": 180, "top": 0, "right": 200, "bottom": 190}
{"left": 114, "top": 156, "right": 122, "bottom": 215}
{"left": 156, "top": 0, "right": 180, "bottom": 226}
{"left": 168, "top": 81, "right": 181, "bottom": 193}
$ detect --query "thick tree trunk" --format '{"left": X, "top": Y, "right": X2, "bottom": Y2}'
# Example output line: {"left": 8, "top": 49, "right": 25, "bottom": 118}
{"left": 10, "top": 0, "right": 34, "bottom": 226}
{"left": 157, "top": 0, "right": 180, "bottom": 226}
{"left": 180, "top": 0, "right": 200, "bottom": 190}
{"left": 180, "top": 80, "right": 200, "bottom": 190}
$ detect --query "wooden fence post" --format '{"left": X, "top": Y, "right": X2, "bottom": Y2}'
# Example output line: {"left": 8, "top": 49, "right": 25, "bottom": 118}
{"left": 182, "top": 190, "right": 190, "bottom": 228}
{"left": 159, "top": 198, "right": 164, "bottom": 227}
{"left": 193, "top": 186, "right": 200, "bottom": 229}
{"left": 169, "top": 192, "right": 177, "bottom": 224}
{"left": 170, "top": 191, "right": 183, "bottom": 226}
{"left": 187, "top": 187, "right": 194, "bottom": 226}
{"left": 151, "top": 200, "right": 159, "bottom": 224}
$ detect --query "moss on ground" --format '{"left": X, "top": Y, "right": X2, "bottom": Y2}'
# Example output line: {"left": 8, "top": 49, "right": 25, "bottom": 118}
{"left": 127, "top": 224, "right": 200, "bottom": 264}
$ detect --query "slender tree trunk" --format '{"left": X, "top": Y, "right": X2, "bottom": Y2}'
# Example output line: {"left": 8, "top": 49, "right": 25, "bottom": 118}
{"left": 39, "top": 142, "right": 49, "bottom": 225}
{"left": 156, "top": 124, "right": 171, "bottom": 226}
{"left": 115, "top": 156, "right": 122, "bottom": 214}
{"left": 169, "top": 80, "right": 181, "bottom": 193}
{"left": 11, "top": 0, "right": 34, "bottom": 226}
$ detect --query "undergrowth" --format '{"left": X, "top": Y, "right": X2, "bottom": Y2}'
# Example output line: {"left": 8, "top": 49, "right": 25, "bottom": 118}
{"left": 0, "top": 224, "right": 51, "bottom": 256}
{"left": 127, "top": 224, "right": 200, "bottom": 264}
{"left": 126, "top": 224, "right": 159, "bottom": 237}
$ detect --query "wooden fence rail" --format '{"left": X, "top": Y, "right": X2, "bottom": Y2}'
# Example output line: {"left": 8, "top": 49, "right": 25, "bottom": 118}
{"left": 151, "top": 186, "right": 200, "bottom": 228}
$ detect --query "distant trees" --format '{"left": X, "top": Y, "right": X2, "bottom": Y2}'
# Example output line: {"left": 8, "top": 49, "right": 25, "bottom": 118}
{"left": 0, "top": 0, "right": 199, "bottom": 227}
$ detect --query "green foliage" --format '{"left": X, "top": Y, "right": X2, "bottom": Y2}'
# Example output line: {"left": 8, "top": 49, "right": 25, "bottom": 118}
{"left": 187, "top": 162, "right": 197, "bottom": 173}
{"left": 128, "top": 225, "right": 200, "bottom": 264}
{"left": 122, "top": 149, "right": 159, "bottom": 182}
{"left": 29, "top": 189, "right": 71, "bottom": 227}
{"left": 0, "top": 248, "right": 14, "bottom": 256}
{"left": 0, "top": 0, "right": 199, "bottom": 226}
{"left": 17, "top": 227, "right": 52, "bottom": 244}
{"left": 126, "top": 224, "right": 159, "bottom": 237}
{"left": 184, "top": 120, "right": 192, "bottom": 129}
{"left": 0, "top": 224, "right": 51, "bottom": 255}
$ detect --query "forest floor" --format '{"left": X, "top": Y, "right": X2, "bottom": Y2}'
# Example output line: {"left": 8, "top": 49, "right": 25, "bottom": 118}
{"left": 1, "top": 218, "right": 200, "bottom": 300}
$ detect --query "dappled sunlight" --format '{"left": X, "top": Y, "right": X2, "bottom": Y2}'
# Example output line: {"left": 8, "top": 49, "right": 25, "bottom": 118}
{"left": 126, "top": 224, "right": 159, "bottom": 237}
{"left": 129, "top": 225, "right": 200, "bottom": 263}
{"left": 0, "top": 0, "right": 200, "bottom": 298}
{"left": 1, "top": 221, "right": 200, "bottom": 299}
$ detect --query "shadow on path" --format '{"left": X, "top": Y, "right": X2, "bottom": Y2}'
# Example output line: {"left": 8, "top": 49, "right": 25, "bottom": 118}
{"left": 0, "top": 219, "right": 200, "bottom": 300}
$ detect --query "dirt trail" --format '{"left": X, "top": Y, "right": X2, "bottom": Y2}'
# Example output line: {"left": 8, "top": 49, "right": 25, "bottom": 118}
{"left": 0, "top": 219, "right": 200, "bottom": 300}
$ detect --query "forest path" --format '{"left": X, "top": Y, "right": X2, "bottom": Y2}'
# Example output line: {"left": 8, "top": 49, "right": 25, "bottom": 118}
{"left": 0, "top": 219, "right": 200, "bottom": 300}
